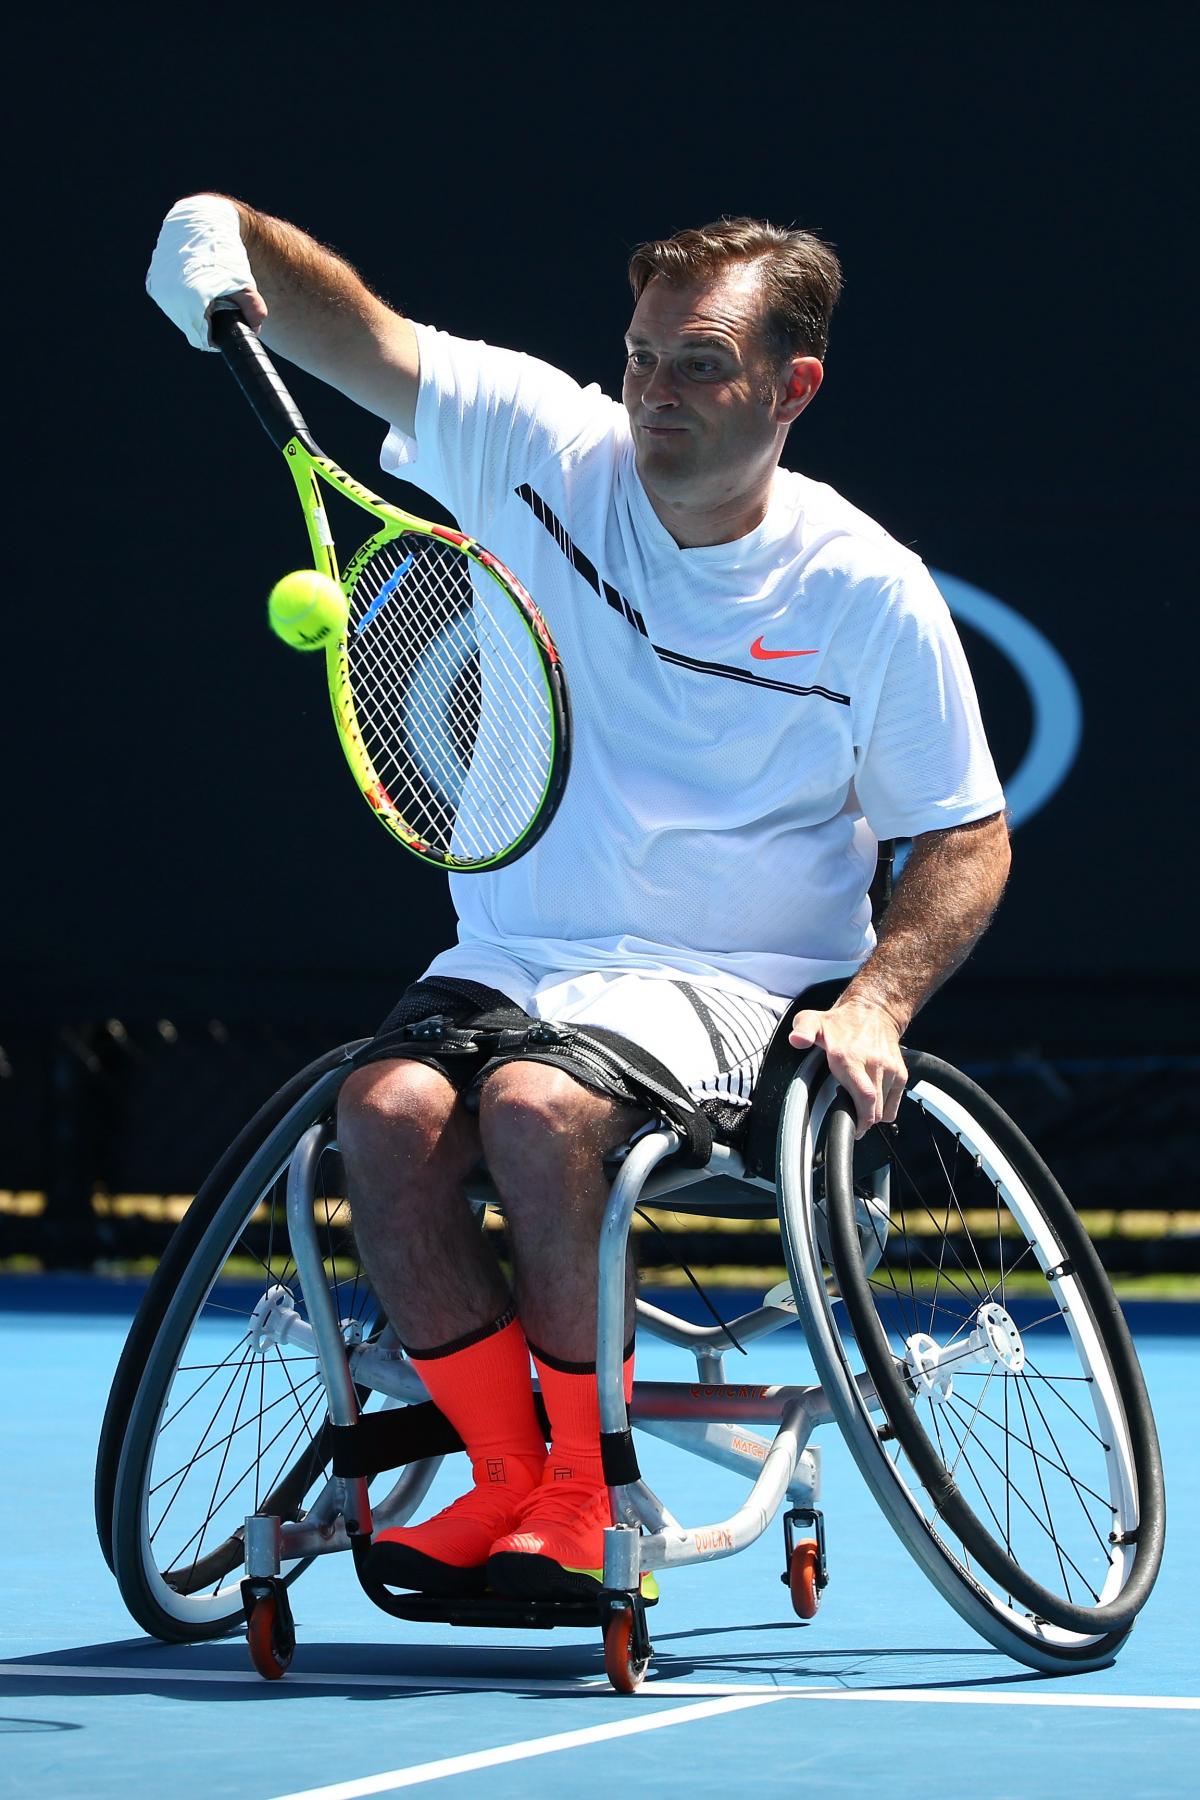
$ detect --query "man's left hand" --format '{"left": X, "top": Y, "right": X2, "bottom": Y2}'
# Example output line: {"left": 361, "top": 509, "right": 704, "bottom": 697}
{"left": 788, "top": 999, "right": 907, "bottom": 1139}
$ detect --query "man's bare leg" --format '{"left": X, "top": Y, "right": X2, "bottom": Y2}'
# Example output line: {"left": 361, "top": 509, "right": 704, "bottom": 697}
{"left": 336, "top": 1057, "right": 546, "bottom": 1593}
{"left": 476, "top": 1061, "right": 646, "bottom": 1358}
{"left": 337, "top": 1059, "right": 505, "bottom": 1346}
{"left": 478, "top": 1061, "right": 651, "bottom": 1598}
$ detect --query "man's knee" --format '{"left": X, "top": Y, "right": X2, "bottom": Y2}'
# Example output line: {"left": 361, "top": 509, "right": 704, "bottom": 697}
{"left": 477, "top": 1060, "right": 639, "bottom": 1183}
{"left": 338, "top": 1059, "right": 466, "bottom": 1170}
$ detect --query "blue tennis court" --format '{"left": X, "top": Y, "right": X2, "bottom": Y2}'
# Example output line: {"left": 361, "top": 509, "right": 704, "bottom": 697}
{"left": 3, "top": 1279, "right": 1195, "bottom": 1798}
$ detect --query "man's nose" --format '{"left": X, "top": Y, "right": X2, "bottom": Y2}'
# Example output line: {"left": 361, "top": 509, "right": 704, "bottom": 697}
{"left": 640, "top": 360, "right": 678, "bottom": 410}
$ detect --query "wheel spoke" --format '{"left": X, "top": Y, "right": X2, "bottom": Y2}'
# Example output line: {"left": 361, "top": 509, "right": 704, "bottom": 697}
{"left": 1011, "top": 1376, "right": 1082, "bottom": 1602}
{"left": 158, "top": 1332, "right": 256, "bottom": 1435}
{"left": 931, "top": 1402, "right": 1016, "bottom": 1556}
{"left": 160, "top": 1374, "right": 326, "bottom": 1580}
{"left": 149, "top": 1340, "right": 260, "bottom": 1538}
{"left": 150, "top": 1372, "right": 324, "bottom": 1495}
{"left": 1021, "top": 1351, "right": 1109, "bottom": 1439}
{"left": 944, "top": 1364, "right": 998, "bottom": 1481}
{"left": 161, "top": 1344, "right": 260, "bottom": 1589}
{"left": 948, "top": 1389, "right": 1115, "bottom": 1517}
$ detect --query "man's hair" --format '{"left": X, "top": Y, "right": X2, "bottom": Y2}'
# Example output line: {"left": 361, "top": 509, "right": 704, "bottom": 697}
{"left": 627, "top": 218, "right": 843, "bottom": 363}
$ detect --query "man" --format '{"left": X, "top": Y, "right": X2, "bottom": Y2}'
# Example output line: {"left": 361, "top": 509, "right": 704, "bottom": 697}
{"left": 148, "top": 200, "right": 1010, "bottom": 1603}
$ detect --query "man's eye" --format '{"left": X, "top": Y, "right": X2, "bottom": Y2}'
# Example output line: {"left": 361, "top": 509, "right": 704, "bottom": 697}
{"left": 627, "top": 351, "right": 653, "bottom": 368}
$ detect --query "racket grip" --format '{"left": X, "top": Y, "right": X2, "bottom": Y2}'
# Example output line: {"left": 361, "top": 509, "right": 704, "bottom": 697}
{"left": 212, "top": 309, "right": 315, "bottom": 451}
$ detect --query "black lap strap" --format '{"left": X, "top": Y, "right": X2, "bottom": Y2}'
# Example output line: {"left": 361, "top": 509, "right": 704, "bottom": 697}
{"left": 506, "top": 1022, "right": 715, "bottom": 1168}
{"left": 350, "top": 974, "right": 713, "bottom": 1163}
{"left": 356, "top": 979, "right": 534, "bottom": 1073}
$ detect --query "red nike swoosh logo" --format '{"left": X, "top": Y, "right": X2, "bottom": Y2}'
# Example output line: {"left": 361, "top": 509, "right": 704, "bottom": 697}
{"left": 750, "top": 636, "right": 819, "bottom": 660}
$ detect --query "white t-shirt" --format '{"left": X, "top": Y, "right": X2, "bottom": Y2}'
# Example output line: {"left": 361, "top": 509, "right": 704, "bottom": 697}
{"left": 381, "top": 325, "right": 1004, "bottom": 1006}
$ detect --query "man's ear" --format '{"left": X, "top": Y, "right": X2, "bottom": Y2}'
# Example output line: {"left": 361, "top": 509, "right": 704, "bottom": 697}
{"left": 778, "top": 356, "right": 823, "bottom": 423}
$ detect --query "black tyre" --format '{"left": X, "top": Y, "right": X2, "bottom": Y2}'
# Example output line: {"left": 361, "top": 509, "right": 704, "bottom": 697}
{"left": 781, "top": 1051, "right": 1165, "bottom": 1672}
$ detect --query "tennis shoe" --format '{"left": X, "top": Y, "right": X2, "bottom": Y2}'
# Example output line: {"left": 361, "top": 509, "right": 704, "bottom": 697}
{"left": 487, "top": 1474, "right": 658, "bottom": 1601}
{"left": 368, "top": 1456, "right": 541, "bottom": 1596}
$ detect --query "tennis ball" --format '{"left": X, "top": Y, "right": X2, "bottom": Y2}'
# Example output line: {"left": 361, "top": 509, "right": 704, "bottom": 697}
{"left": 267, "top": 570, "right": 348, "bottom": 651}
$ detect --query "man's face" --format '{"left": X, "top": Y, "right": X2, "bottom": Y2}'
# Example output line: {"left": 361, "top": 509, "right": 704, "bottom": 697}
{"left": 622, "top": 265, "right": 793, "bottom": 516}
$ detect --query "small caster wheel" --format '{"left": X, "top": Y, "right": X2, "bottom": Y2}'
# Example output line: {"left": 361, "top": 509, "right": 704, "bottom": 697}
{"left": 242, "top": 1578, "right": 295, "bottom": 1681}
{"left": 787, "top": 1537, "right": 823, "bottom": 1620}
{"left": 603, "top": 1606, "right": 650, "bottom": 1694}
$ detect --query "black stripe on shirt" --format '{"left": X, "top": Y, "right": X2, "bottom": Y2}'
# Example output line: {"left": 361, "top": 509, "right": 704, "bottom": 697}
{"left": 516, "top": 483, "right": 851, "bottom": 706}
{"left": 653, "top": 646, "right": 850, "bottom": 705}
{"left": 516, "top": 484, "right": 648, "bottom": 635}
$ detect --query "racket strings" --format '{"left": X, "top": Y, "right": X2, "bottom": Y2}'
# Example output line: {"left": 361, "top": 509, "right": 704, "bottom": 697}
{"left": 371, "top": 546, "right": 550, "bottom": 815}
{"left": 355, "top": 550, "right": 547, "bottom": 847}
{"left": 346, "top": 537, "right": 554, "bottom": 862}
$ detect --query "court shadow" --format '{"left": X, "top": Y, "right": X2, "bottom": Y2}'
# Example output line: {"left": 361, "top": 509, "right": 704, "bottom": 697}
{"left": 0, "top": 1629, "right": 1079, "bottom": 1704}
{"left": 0, "top": 1716, "right": 85, "bottom": 1733}
{"left": 636, "top": 1630, "right": 1058, "bottom": 1692}
{"left": 0, "top": 1633, "right": 609, "bottom": 1704}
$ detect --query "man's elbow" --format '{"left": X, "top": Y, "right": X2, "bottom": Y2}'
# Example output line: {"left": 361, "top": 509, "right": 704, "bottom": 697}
{"left": 991, "top": 810, "right": 1012, "bottom": 878}
{"left": 985, "top": 813, "right": 1014, "bottom": 874}
{"left": 977, "top": 810, "right": 1012, "bottom": 913}
{"left": 941, "top": 809, "right": 1011, "bottom": 909}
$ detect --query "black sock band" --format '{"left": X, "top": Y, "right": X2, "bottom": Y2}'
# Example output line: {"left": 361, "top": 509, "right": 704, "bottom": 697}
{"left": 402, "top": 1303, "right": 517, "bottom": 1362}
{"left": 527, "top": 1334, "right": 636, "bottom": 1374}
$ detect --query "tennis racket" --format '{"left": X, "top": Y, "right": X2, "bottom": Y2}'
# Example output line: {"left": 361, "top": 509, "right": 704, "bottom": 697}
{"left": 211, "top": 310, "right": 570, "bottom": 872}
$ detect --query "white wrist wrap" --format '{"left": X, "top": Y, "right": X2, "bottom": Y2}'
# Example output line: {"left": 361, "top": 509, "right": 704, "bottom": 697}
{"left": 146, "top": 195, "right": 256, "bottom": 351}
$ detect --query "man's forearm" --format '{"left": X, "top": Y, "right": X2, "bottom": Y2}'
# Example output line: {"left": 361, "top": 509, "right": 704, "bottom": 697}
{"left": 213, "top": 196, "right": 417, "bottom": 425}
{"left": 230, "top": 204, "right": 380, "bottom": 344}
{"left": 838, "top": 812, "right": 1011, "bottom": 1034}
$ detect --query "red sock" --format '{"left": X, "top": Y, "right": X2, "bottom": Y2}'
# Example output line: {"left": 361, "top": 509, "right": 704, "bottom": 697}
{"left": 530, "top": 1342, "right": 635, "bottom": 1487}
{"left": 407, "top": 1314, "right": 547, "bottom": 1488}
{"left": 370, "top": 1314, "right": 547, "bottom": 1584}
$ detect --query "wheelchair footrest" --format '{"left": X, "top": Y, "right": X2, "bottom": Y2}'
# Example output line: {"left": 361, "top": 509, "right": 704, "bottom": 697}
{"left": 351, "top": 1530, "right": 657, "bottom": 1630}
{"left": 360, "top": 1590, "right": 621, "bottom": 1631}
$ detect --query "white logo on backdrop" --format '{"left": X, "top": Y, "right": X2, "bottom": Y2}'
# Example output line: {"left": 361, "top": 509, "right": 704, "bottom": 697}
{"left": 932, "top": 569, "right": 1083, "bottom": 829}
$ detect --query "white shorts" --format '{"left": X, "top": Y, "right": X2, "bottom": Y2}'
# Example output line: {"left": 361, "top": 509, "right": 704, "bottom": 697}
{"left": 407, "top": 957, "right": 791, "bottom": 1109}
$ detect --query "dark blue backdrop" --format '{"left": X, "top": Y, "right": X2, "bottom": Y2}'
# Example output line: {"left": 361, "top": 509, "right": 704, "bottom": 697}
{"left": 10, "top": 1, "right": 1195, "bottom": 1060}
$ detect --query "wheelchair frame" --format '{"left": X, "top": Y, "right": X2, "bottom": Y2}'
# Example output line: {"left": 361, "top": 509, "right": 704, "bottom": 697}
{"left": 96, "top": 1038, "right": 1166, "bottom": 1694}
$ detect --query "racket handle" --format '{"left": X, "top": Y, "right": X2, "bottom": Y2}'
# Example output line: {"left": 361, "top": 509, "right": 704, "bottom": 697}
{"left": 212, "top": 309, "right": 315, "bottom": 452}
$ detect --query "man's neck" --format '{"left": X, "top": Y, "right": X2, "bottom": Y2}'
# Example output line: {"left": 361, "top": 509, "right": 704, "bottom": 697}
{"left": 640, "top": 472, "right": 778, "bottom": 549}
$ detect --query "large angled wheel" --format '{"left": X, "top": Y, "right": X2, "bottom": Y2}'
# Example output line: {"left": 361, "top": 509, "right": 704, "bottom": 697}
{"left": 98, "top": 1044, "right": 391, "bottom": 1642}
{"left": 780, "top": 1050, "right": 1165, "bottom": 1673}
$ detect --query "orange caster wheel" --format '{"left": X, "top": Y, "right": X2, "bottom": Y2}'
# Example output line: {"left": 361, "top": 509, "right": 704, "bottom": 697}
{"left": 787, "top": 1537, "right": 823, "bottom": 1619}
{"left": 242, "top": 1578, "right": 295, "bottom": 1681}
{"left": 603, "top": 1603, "right": 651, "bottom": 1694}
{"left": 781, "top": 1506, "right": 827, "bottom": 1621}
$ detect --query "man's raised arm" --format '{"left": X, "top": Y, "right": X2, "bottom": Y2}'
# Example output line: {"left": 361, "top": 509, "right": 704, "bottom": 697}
{"left": 146, "top": 193, "right": 419, "bottom": 434}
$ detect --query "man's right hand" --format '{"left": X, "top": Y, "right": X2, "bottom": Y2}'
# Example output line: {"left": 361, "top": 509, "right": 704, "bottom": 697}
{"left": 212, "top": 287, "right": 268, "bottom": 332}
{"left": 146, "top": 194, "right": 259, "bottom": 351}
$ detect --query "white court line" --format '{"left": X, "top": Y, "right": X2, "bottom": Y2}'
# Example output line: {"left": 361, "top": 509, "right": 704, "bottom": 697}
{"left": 265, "top": 1694, "right": 785, "bottom": 1800}
{"left": 1, "top": 1663, "right": 1197, "bottom": 1710}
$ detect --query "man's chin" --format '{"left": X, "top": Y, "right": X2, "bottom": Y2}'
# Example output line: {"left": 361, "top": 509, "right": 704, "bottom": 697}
{"left": 633, "top": 440, "right": 695, "bottom": 491}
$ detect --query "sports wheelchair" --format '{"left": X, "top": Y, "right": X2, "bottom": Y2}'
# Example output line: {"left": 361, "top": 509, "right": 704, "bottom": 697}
{"left": 95, "top": 981, "right": 1166, "bottom": 1693}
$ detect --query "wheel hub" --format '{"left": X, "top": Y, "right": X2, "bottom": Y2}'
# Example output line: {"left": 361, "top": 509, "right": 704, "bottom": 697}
{"left": 903, "top": 1301, "right": 1026, "bottom": 1403}
{"left": 249, "top": 1284, "right": 300, "bottom": 1352}
{"left": 968, "top": 1301, "right": 1026, "bottom": 1373}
